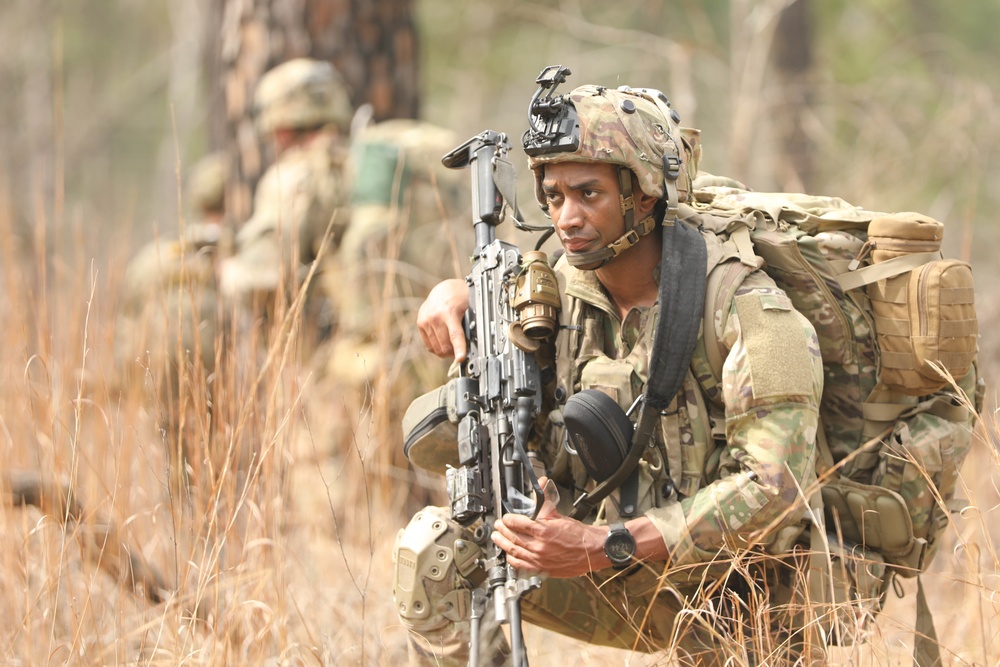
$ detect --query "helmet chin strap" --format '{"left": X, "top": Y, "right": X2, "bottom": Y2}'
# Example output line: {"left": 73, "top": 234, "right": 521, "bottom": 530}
{"left": 565, "top": 166, "right": 678, "bottom": 269}
{"left": 565, "top": 215, "right": 656, "bottom": 268}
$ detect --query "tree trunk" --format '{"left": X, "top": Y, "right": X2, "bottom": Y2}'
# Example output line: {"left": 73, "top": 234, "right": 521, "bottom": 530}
{"left": 209, "top": 0, "right": 420, "bottom": 224}
{"left": 771, "top": 0, "right": 815, "bottom": 192}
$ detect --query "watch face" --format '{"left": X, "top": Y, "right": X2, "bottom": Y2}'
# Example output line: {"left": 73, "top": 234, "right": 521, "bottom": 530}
{"left": 605, "top": 527, "right": 636, "bottom": 566}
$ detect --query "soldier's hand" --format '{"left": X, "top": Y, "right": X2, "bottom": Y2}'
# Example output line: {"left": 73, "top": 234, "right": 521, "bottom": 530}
{"left": 491, "top": 477, "right": 608, "bottom": 578}
{"left": 417, "top": 279, "right": 469, "bottom": 361}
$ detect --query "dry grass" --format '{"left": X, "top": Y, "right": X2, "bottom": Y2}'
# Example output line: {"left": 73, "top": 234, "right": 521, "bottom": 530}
{"left": 1, "top": 190, "right": 999, "bottom": 667}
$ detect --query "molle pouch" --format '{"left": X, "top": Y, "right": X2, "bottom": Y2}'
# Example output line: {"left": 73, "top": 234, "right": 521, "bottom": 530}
{"left": 864, "top": 213, "right": 978, "bottom": 395}
{"left": 869, "top": 408, "right": 974, "bottom": 572}
{"left": 402, "top": 380, "right": 461, "bottom": 475}
{"left": 577, "top": 355, "right": 640, "bottom": 413}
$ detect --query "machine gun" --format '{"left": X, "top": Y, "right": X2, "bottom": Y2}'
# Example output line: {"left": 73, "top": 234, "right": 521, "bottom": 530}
{"left": 441, "top": 130, "right": 560, "bottom": 667}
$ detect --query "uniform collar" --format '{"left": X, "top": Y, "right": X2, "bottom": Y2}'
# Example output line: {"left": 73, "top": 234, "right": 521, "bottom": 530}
{"left": 558, "top": 255, "right": 661, "bottom": 317}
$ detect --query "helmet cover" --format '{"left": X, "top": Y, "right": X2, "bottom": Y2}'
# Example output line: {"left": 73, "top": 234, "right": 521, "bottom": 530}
{"left": 255, "top": 58, "right": 353, "bottom": 133}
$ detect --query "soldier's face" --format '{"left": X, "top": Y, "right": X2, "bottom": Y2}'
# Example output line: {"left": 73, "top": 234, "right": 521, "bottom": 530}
{"left": 542, "top": 162, "right": 626, "bottom": 257}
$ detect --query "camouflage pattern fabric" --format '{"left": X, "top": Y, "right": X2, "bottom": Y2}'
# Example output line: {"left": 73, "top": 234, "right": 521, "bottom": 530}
{"left": 187, "top": 152, "right": 227, "bottom": 215}
{"left": 221, "top": 126, "right": 350, "bottom": 332}
{"left": 548, "top": 248, "right": 822, "bottom": 563}
{"left": 527, "top": 84, "right": 696, "bottom": 207}
{"left": 393, "top": 222, "right": 825, "bottom": 662}
{"left": 687, "top": 186, "right": 981, "bottom": 575}
{"left": 116, "top": 222, "right": 229, "bottom": 386}
{"left": 115, "top": 151, "right": 232, "bottom": 498}
{"left": 254, "top": 58, "right": 353, "bottom": 135}
{"left": 294, "top": 120, "right": 473, "bottom": 520}
{"left": 318, "top": 119, "right": 469, "bottom": 389}
{"left": 115, "top": 217, "right": 231, "bottom": 492}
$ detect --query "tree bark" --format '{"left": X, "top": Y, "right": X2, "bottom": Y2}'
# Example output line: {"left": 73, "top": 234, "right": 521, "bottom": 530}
{"left": 771, "top": 0, "right": 815, "bottom": 192}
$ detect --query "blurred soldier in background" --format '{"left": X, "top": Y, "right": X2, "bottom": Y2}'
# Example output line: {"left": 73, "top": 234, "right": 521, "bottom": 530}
{"left": 221, "top": 57, "right": 354, "bottom": 355}
{"left": 321, "top": 118, "right": 468, "bottom": 400}
{"left": 116, "top": 151, "right": 233, "bottom": 490}
{"left": 293, "top": 118, "right": 473, "bottom": 521}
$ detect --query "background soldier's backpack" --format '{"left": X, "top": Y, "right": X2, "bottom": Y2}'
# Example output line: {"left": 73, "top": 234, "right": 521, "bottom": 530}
{"left": 686, "top": 182, "right": 983, "bottom": 655}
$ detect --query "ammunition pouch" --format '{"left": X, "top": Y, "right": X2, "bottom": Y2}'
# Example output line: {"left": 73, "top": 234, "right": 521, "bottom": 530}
{"left": 402, "top": 380, "right": 461, "bottom": 475}
{"left": 820, "top": 476, "right": 925, "bottom": 574}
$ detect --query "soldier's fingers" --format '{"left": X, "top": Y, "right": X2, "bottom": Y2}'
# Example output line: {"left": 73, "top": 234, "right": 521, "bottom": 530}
{"left": 417, "top": 309, "right": 452, "bottom": 358}
{"left": 491, "top": 529, "right": 538, "bottom": 569}
{"left": 417, "top": 279, "right": 467, "bottom": 359}
{"left": 498, "top": 513, "right": 539, "bottom": 538}
{"left": 448, "top": 321, "right": 467, "bottom": 362}
{"left": 491, "top": 527, "right": 514, "bottom": 550}
{"left": 418, "top": 318, "right": 448, "bottom": 357}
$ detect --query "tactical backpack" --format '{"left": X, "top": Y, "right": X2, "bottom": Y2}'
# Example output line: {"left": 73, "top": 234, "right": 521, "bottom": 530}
{"left": 686, "top": 184, "right": 982, "bottom": 655}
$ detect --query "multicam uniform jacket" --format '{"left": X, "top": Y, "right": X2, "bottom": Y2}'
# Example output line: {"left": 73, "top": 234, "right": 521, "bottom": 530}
{"left": 540, "top": 221, "right": 823, "bottom": 569}
{"left": 223, "top": 127, "right": 351, "bottom": 300}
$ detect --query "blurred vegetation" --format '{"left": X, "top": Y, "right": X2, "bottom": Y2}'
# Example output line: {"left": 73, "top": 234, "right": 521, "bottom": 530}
{"left": 2, "top": 0, "right": 998, "bottom": 265}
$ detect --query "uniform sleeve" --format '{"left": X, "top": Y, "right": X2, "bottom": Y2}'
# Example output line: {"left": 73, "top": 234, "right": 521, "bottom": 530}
{"left": 645, "top": 269, "right": 823, "bottom": 566}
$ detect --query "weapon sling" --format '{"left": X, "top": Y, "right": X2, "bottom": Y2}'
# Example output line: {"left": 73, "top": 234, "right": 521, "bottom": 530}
{"left": 570, "top": 218, "right": 706, "bottom": 519}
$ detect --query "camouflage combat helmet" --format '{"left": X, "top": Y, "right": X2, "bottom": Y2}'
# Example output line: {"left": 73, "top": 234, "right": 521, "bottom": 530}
{"left": 522, "top": 67, "right": 697, "bottom": 268}
{"left": 187, "top": 151, "right": 227, "bottom": 215}
{"left": 255, "top": 58, "right": 353, "bottom": 134}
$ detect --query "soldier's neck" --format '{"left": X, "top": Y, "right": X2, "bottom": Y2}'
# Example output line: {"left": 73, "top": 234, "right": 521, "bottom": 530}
{"left": 595, "top": 231, "right": 661, "bottom": 320}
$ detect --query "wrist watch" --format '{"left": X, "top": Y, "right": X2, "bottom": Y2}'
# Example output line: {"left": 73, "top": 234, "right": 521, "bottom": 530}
{"left": 603, "top": 523, "right": 636, "bottom": 570}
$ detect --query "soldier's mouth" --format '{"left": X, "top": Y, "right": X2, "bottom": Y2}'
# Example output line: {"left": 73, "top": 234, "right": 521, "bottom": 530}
{"left": 560, "top": 236, "right": 597, "bottom": 253}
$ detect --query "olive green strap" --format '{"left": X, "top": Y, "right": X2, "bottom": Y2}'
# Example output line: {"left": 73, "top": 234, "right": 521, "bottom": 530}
{"left": 836, "top": 251, "right": 941, "bottom": 292}
{"left": 913, "top": 576, "right": 942, "bottom": 666}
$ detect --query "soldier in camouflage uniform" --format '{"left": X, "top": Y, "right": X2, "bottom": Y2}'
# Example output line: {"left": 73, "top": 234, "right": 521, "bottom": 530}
{"left": 116, "top": 151, "right": 232, "bottom": 487}
{"left": 117, "top": 151, "right": 230, "bottom": 394}
{"left": 221, "top": 58, "right": 353, "bottom": 352}
{"left": 394, "top": 81, "right": 825, "bottom": 664}
{"left": 320, "top": 118, "right": 469, "bottom": 397}
{"left": 292, "top": 119, "right": 473, "bottom": 522}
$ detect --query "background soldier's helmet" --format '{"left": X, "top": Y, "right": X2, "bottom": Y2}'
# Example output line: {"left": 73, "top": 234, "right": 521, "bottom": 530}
{"left": 254, "top": 58, "right": 353, "bottom": 134}
{"left": 186, "top": 151, "right": 228, "bottom": 216}
{"left": 526, "top": 84, "right": 698, "bottom": 212}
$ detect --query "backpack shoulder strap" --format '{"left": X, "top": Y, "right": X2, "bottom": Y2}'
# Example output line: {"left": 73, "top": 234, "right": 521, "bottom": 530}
{"left": 701, "top": 258, "right": 757, "bottom": 390}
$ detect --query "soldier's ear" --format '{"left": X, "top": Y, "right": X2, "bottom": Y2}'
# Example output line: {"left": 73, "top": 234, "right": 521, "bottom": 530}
{"left": 635, "top": 189, "right": 660, "bottom": 218}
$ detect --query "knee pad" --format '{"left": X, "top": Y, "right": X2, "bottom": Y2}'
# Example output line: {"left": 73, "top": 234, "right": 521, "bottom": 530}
{"left": 393, "top": 506, "right": 482, "bottom": 631}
